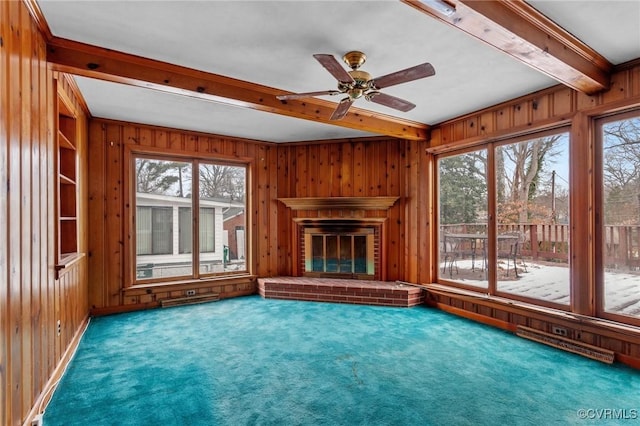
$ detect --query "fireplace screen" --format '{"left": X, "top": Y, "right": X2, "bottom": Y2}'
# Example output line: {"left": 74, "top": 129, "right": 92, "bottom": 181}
{"left": 304, "top": 228, "right": 375, "bottom": 277}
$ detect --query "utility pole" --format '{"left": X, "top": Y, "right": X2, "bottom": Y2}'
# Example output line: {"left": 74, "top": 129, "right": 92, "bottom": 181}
{"left": 551, "top": 170, "right": 556, "bottom": 223}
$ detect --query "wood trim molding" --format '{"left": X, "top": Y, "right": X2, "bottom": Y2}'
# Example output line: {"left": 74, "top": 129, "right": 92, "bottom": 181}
{"left": 58, "top": 72, "right": 91, "bottom": 117}
{"left": 401, "top": 0, "right": 612, "bottom": 94}
{"left": 46, "top": 37, "right": 429, "bottom": 141}
{"left": 22, "top": 0, "right": 53, "bottom": 41}
{"left": 23, "top": 315, "right": 90, "bottom": 426}
{"left": 278, "top": 196, "right": 400, "bottom": 210}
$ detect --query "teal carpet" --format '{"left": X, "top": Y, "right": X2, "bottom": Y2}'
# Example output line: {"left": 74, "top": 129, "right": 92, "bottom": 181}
{"left": 44, "top": 296, "right": 640, "bottom": 425}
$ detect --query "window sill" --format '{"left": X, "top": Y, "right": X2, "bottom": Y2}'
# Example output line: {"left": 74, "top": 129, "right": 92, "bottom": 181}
{"left": 125, "top": 274, "right": 256, "bottom": 293}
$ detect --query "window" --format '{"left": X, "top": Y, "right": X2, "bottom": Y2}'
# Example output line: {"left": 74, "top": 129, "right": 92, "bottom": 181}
{"left": 437, "top": 130, "right": 570, "bottom": 307}
{"left": 199, "top": 208, "right": 216, "bottom": 253}
{"left": 178, "top": 207, "right": 192, "bottom": 254}
{"left": 178, "top": 207, "right": 215, "bottom": 254}
{"left": 133, "top": 156, "right": 247, "bottom": 282}
{"left": 438, "top": 149, "right": 488, "bottom": 289}
{"left": 495, "top": 133, "right": 570, "bottom": 304}
{"left": 598, "top": 111, "right": 640, "bottom": 322}
{"left": 137, "top": 206, "right": 173, "bottom": 255}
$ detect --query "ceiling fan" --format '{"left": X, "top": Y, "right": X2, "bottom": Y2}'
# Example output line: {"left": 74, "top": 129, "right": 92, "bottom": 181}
{"left": 276, "top": 51, "right": 435, "bottom": 120}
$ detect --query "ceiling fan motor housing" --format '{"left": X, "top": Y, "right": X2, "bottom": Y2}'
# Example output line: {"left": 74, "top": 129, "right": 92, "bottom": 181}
{"left": 339, "top": 69, "right": 373, "bottom": 100}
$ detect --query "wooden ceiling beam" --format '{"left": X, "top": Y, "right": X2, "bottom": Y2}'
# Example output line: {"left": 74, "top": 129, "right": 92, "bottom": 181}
{"left": 402, "top": 0, "right": 612, "bottom": 95}
{"left": 46, "top": 37, "right": 428, "bottom": 141}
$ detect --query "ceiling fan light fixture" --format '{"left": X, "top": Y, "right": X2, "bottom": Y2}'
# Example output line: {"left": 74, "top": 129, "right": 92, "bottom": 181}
{"left": 417, "top": 0, "right": 456, "bottom": 17}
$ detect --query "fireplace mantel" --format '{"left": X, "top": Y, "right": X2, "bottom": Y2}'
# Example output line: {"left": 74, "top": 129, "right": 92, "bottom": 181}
{"left": 278, "top": 196, "right": 399, "bottom": 211}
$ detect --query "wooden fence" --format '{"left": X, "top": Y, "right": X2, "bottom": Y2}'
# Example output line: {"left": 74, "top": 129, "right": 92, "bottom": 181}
{"left": 441, "top": 223, "right": 640, "bottom": 268}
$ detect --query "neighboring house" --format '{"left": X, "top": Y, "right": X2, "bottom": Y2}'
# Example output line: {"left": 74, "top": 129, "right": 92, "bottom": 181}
{"left": 223, "top": 207, "right": 246, "bottom": 261}
{"left": 135, "top": 192, "right": 245, "bottom": 277}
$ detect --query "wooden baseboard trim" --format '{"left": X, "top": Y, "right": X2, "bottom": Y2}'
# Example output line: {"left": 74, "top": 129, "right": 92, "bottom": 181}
{"left": 23, "top": 315, "right": 90, "bottom": 426}
{"left": 616, "top": 353, "right": 640, "bottom": 370}
{"left": 434, "top": 302, "right": 517, "bottom": 332}
{"left": 90, "top": 301, "right": 159, "bottom": 316}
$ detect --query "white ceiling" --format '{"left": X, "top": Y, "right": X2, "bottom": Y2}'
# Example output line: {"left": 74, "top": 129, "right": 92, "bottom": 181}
{"left": 37, "top": 0, "right": 640, "bottom": 143}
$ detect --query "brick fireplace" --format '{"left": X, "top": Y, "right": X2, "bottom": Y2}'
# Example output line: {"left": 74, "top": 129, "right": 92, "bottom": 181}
{"left": 278, "top": 197, "right": 399, "bottom": 281}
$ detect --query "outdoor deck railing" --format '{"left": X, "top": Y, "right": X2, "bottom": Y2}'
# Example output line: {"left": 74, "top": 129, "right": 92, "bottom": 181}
{"left": 441, "top": 223, "right": 640, "bottom": 268}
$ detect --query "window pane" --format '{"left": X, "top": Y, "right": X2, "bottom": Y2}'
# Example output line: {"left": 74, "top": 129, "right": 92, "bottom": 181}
{"left": 199, "top": 208, "right": 215, "bottom": 253}
{"left": 135, "top": 158, "right": 192, "bottom": 279}
{"left": 438, "top": 150, "right": 488, "bottom": 289}
{"left": 602, "top": 116, "right": 640, "bottom": 318}
{"left": 495, "top": 133, "right": 570, "bottom": 304}
{"left": 151, "top": 207, "right": 173, "bottom": 255}
{"left": 199, "top": 163, "right": 247, "bottom": 274}
{"left": 178, "top": 207, "right": 192, "bottom": 254}
{"left": 136, "top": 206, "right": 152, "bottom": 255}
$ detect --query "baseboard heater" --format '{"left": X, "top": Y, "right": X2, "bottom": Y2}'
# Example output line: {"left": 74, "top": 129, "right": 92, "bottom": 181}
{"left": 516, "top": 326, "right": 615, "bottom": 364}
{"left": 160, "top": 293, "right": 220, "bottom": 308}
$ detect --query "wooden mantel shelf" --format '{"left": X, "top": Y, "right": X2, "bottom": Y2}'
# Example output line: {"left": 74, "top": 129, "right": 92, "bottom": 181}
{"left": 277, "top": 196, "right": 399, "bottom": 211}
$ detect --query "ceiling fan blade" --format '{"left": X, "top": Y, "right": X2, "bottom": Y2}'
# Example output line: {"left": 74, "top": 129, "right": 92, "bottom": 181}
{"left": 313, "top": 54, "right": 355, "bottom": 84}
{"left": 366, "top": 92, "right": 416, "bottom": 112}
{"left": 330, "top": 98, "right": 354, "bottom": 120}
{"left": 276, "top": 90, "right": 342, "bottom": 100}
{"left": 371, "top": 62, "right": 435, "bottom": 89}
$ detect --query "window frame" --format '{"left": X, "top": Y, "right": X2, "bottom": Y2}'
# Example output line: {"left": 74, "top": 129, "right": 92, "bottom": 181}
{"left": 436, "top": 145, "right": 490, "bottom": 293}
{"left": 124, "top": 147, "right": 251, "bottom": 287}
{"left": 435, "top": 127, "right": 572, "bottom": 311}
{"left": 595, "top": 108, "right": 640, "bottom": 327}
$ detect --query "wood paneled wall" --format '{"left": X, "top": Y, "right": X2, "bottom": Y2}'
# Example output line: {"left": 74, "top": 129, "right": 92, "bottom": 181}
{"left": 275, "top": 139, "right": 431, "bottom": 283}
{"left": 1, "top": 2, "right": 89, "bottom": 425}
{"left": 87, "top": 126, "right": 433, "bottom": 312}
{"left": 429, "top": 61, "right": 640, "bottom": 152}
{"left": 87, "top": 121, "right": 276, "bottom": 311}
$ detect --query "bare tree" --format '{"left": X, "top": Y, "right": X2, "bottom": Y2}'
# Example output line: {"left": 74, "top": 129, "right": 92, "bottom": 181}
{"left": 603, "top": 118, "right": 640, "bottom": 225}
{"left": 498, "top": 135, "right": 563, "bottom": 223}
{"left": 199, "top": 164, "right": 245, "bottom": 201}
{"left": 136, "top": 159, "right": 181, "bottom": 195}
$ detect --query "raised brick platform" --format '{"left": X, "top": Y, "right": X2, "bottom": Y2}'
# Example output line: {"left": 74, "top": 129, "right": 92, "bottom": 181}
{"left": 257, "top": 277, "right": 424, "bottom": 307}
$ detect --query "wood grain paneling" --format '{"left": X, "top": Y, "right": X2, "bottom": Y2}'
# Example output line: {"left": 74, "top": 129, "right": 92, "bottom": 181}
{"left": 88, "top": 129, "right": 434, "bottom": 310}
{"left": 5, "top": 5, "right": 640, "bottom": 426}
{"left": 274, "top": 137, "right": 431, "bottom": 283}
{"left": 1, "top": 2, "right": 89, "bottom": 425}
{"left": 87, "top": 120, "right": 269, "bottom": 310}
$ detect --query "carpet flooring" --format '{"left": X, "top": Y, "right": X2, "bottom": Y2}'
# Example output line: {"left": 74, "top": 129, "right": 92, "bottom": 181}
{"left": 44, "top": 296, "right": 640, "bottom": 425}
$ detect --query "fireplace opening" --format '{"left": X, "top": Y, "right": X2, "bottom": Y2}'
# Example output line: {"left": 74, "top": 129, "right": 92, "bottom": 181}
{"left": 299, "top": 223, "right": 381, "bottom": 280}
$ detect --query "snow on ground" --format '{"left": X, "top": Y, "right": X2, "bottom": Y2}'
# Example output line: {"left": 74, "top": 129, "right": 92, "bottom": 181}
{"left": 440, "top": 259, "right": 640, "bottom": 317}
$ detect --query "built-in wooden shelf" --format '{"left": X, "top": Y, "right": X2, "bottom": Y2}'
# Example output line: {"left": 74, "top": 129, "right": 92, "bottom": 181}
{"left": 59, "top": 174, "right": 75, "bottom": 185}
{"left": 56, "top": 90, "right": 79, "bottom": 275}
{"left": 58, "top": 129, "right": 75, "bottom": 150}
{"left": 278, "top": 196, "right": 400, "bottom": 211}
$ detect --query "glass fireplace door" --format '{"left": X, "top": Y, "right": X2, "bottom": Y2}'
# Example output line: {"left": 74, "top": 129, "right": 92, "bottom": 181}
{"left": 305, "top": 228, "right": 374, "bottom": 277}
